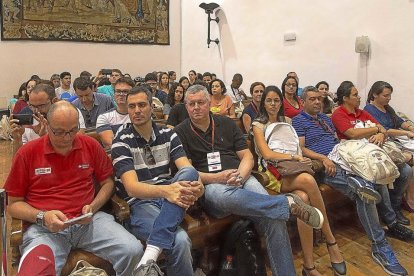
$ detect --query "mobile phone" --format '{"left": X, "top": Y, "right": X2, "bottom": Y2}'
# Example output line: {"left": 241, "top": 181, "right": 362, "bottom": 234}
{"left": 101, "top": 69, "right": 112, "bottom": 75}
{"left": 63, "top": 212, "right": 93, "bottom": 224}
{"left": 13, "top": 114, "right": 33, "bottom": 125}
{"left": 0, "top": 109, "right": 10, "bottom": 118}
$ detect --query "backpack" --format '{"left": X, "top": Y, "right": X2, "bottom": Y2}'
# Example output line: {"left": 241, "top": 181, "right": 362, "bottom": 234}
{"left": 336, "top": 140, "right": 400, "bottom": 185}
{"left": 219, "top": 220, "right": 266, "bottom": 276}
{"left": 264, "top": 122, "right": 301, "bottom": 155}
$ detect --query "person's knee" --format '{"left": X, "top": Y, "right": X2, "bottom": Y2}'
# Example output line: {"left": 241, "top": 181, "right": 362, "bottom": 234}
{"left": 178, "top": 166, "right": 199, "bottom": 182}
{"left": 399, "top": 163, "right": 413, "bottom": 180}
{"left": 297, "top": 174, "right": 319, "bottom": 193}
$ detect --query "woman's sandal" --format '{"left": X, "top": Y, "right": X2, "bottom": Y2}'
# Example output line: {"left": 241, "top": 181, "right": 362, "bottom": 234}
{"left": 326, "top": 241, "right": 347, "bottom": 275}
{"left": 301, "top": 265, "right": 316, "bottom": 276}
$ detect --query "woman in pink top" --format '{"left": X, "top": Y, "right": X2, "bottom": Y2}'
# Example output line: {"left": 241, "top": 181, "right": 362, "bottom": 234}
{"left": 282, "top": 75, "right": 303, "bottom": 118}
{"left": 209, "top": 79, "right": 236, "bottom": 118}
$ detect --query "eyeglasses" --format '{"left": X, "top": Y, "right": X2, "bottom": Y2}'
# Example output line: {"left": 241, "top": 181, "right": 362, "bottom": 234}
{"left": 147, "top": 82, "right": 157, "bottom": 86}
{"left": 186, "top": 100, "right": 208, "bottom": 108}
{"left": 49, "top": 125, "right": 79, "bottom": 137}
{"left": 115, "top": 89, "right": 130, "bottom": 95}
{"left": 144, "top": 144, "right": 156, "bottom": 165}
{"left": 265, "top": 98, "right": 281, "bottom": 105}
{"left": 29, "top": 101, "right": 51, "bottom": 110}
{"left": 84, "top": 111, "right": 92, "bottom": 126}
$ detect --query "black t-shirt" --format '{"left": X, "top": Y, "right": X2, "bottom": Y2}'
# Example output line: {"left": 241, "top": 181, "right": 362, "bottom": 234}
{"left": 167, "top": 103, "right": 189, "bottom": 126}
{"left": 175, "top": 114, "right": 247, "bottom": 172}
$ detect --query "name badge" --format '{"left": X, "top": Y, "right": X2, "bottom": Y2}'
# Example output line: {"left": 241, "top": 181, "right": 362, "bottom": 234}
{"left": 35, "top": 168, "right": 52, "bottom": 175}
{"left": 207, "top": 151, "right": 221, "bottom": 172}
{"left": 78, "top": 164, "right": 90, "bottom": 169}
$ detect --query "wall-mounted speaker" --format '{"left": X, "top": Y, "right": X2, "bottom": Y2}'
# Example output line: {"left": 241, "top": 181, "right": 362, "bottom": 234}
{"left": 355, "top": 36, "right": 370, "bottom": 53}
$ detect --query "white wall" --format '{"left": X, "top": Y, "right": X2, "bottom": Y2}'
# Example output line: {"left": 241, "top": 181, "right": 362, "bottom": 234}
{"left": 0, "top": 1, "right": 182, "bottom": 106}
{"left": 182, "top": 0, "right": 414, "bottom": 119}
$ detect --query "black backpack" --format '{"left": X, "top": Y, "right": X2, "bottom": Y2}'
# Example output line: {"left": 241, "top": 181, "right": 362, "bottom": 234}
{"left": 219, "top": 219, "right": 267, "bottom": 276}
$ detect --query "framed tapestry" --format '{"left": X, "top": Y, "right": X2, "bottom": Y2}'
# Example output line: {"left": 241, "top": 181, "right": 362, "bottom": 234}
{"left": 1, "top": 0, "right": 169, "bottom": 44}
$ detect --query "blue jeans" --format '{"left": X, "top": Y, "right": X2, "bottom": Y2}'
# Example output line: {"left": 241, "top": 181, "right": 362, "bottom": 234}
{"left": 321, "top": 165, "right": 390, "bottom": 252}
{"left": 200, "top": 175, "right": 295, "bottom": 276}
{"left": 127, "top": 167, "right": 199, "bottom": 276}
{"left": 390, "top": 163, "right": 412, "bottom": 210}
{"left": 21, "top": 212, "right": 143, "bottom": 276}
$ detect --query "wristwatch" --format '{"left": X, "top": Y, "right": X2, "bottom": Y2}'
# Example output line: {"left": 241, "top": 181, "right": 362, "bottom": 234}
{"left": 36, "top": 211, "right": 46, "bottom": 227}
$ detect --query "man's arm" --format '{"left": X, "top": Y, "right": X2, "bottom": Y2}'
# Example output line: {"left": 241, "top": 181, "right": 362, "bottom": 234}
{"left": 120, "top": 170, "right": 196, "bottom": 209}
{"left": 8, "top": 196, "right": 68, "bottom": 232}
{"left": 299, "top": 137, "right": 336, "bottom": 176}
{"left": 87, "top": 177, "right": 114, "bottom": 214}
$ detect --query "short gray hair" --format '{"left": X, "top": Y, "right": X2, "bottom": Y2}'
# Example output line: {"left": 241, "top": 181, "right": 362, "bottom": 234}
{"left": 301, "top": 85, "right": 319, "bottom": 101}
{"left": 184, "top": 84, "right": 210, "bottom": 102}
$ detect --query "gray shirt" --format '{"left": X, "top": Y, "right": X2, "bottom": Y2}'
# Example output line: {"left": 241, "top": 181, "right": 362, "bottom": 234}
{"left": 72, "top": 93, "right": 114, "bottom": 128}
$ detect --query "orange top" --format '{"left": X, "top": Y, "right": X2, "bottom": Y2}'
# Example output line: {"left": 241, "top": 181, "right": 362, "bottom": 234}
{"left": 210, "top": 95, "right": 233, "bottom": 116}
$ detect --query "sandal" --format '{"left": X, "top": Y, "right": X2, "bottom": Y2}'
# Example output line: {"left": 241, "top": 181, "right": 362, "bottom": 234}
{"left": 326, "top": 241, "right": 347, "bottom": 275}
{"left": 301, "top": 265, "right": 316, "bottom": 276}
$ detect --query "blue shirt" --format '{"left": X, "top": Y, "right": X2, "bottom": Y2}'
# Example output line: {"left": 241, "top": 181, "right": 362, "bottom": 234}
{"left": 292, "top": 111, "right": 338, "bottom": 156}
{"left": 364, "top": 104, "right": 404, "bottom": 130}
{"left": 111, "top": 122, "right": 186, "bottom": 202}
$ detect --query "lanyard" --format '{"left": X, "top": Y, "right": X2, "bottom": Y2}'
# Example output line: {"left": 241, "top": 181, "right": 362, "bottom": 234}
{"left": 190, "top": 117, "right": 215, "bottom": 151}
{"left": 301, "top": 111, "right": 337, "bottom": 137}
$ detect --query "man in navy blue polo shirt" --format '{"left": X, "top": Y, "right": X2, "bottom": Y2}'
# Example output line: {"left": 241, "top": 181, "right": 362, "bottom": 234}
{"left": 293, "top": 86, "right": 412, "bottom": 276}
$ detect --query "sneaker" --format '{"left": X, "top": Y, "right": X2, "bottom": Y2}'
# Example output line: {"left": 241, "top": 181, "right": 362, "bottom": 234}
{"left": 387, "top": 222, "right": 414, "bottom": 242}
{"left": 347, "top": 176, "right": 382, "bottom": 204}
{"left": 372, "top": 244, "right": 408, "bottom": 276}
{"left": 286, "top": 193, "right": 324, "bottom": 229}
{"left": 133, "top": 260, "right": 164, "bottom": 276}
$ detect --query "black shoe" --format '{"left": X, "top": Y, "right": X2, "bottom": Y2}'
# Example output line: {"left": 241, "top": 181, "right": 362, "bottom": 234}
{"left": 387, "top": 222, "right": 414, "bottom": 242}
{"left": 395, "top": 210, "right": 410, "bottom": 226}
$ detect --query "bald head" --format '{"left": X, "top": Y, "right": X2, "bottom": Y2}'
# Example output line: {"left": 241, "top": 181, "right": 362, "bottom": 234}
{"left": 47, "top": 101, "right": 79, "bottom": 123}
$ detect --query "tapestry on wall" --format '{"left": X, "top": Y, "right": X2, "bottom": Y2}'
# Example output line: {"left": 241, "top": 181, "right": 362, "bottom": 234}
{"left": 1, "top": 0, "right": 169, "bottom": 44}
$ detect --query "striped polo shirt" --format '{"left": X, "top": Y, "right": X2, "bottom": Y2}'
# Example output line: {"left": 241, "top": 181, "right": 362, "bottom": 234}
{"left": 292, "top": 111, "right": 338, "bottom": 156}
{"left": 111, "top": 121, "right": 186, "bottom": 202}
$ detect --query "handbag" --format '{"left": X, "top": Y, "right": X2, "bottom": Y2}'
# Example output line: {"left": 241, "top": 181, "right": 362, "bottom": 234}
{"left": 266, "top": 159, "right": 314, "bottom": 179}
{"left": 69, "top": 260, "right": 108, "bottom": 276}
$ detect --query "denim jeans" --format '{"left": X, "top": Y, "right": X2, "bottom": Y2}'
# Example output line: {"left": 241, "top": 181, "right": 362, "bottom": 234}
{"left": 390, "top": 163, "right": 412, "bottom": 210}
{"left": 321, "top": 165, "right": 390, "bottom": 252}
{"left": 127, "top": 166, "right": 199, "bottom": 276}
{"left": 21, "top": 212, "right": 143, "bottom": 276}
{"left": 200, "top": 175, "right": 295, "bottom": 276}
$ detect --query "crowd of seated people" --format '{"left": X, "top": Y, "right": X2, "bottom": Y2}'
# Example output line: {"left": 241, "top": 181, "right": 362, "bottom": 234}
{"left": 5, "top": 69, "right": 414, "bottom": 276}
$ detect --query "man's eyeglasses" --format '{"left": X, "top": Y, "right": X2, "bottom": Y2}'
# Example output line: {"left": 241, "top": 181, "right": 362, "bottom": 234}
{"left": 49, "top": 125, "right": 79, "bottom": 137}
{"left": 144, "top": 144, "right": 156, "bottom": 165}
{"left": 186, "top": 100, "right": 207, "bottom": 108}
{"left": 84, "top": 111, "right": 92, "bottom": 126}
{"left": 29, "top": 102, "right": 51, "bottom": 110}
{"left": 115, "top": 89, "right": 130, "bottom": 96}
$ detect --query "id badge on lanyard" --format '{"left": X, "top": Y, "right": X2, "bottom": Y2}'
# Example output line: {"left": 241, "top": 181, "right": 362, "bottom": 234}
{"left": 207, "top": 151, "right": 221, "bottom": 172}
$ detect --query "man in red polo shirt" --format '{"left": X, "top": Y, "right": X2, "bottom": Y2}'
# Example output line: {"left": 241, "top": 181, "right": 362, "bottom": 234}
{"left": 5, "top": 101, "right": 142, "bottom": 275}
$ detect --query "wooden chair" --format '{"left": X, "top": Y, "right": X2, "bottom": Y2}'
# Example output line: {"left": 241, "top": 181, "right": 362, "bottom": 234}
{"left": 9, "top": 195, "right": 128, "bottom": 275}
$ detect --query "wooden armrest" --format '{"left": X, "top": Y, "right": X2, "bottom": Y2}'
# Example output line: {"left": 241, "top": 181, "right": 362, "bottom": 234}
{"left": 182, "top": 214, "right": 201, "bottom": 230}
{"left": 10, "top": 217, "right": 23, "bottom": 247}
{"left": 110, "top": 194, "right": 130, "bottom": 222}
{"left": 10, "top": 217, "right": 24, "bottom": 267}
{"left": 251, "top": 170, "right": 269, "bottom": 187}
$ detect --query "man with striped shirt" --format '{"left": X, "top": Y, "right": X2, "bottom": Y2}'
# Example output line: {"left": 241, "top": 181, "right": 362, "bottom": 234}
{"left": 293, "top": 86, "right": 412, "bottom": 276}
{"left": 111, "top": 85, "right": 204, "bottom": 276}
